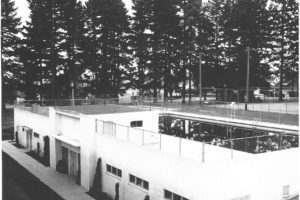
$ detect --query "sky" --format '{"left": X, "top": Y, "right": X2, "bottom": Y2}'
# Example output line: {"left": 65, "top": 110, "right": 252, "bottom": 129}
{"left": 14, "top": 0, "right": 133, "bottom": 25}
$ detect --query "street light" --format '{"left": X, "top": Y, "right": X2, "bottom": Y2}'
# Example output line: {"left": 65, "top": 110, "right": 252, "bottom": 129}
{"left": 245, "top": 47, "right": 250, "bottom": 111}
{"left": 71, "top": 60, "right": 81, "bottom": 106}
{"left": 71, "top": 81, "right": 75, "bottom": 106}
{"left": 199, "top": 53, "right": 203, "bottom": 105}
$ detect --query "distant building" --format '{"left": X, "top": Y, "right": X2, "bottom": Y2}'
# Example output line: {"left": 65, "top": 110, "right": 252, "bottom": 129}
{"left": 14, "top": 104, "right": 299, "bottom": 200}
{"left": 268, "top": 75, "right": 299, "bottom": 98}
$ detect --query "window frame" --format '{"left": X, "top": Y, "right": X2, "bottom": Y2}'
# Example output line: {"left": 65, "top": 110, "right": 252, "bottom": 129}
{"left": 164, "top": 189, "right": 189, "bottom": 200}
{"left": 106, "top": 164, "right": 122, "bottom": 179}
{"left": 129, "top": 174, "right": 149, "bottom": 190}
{"left": 130, "top": 120, "right": 143, "bottom": 127}
{"left": 34, "top": 132, "right": 39, "bottom": 138}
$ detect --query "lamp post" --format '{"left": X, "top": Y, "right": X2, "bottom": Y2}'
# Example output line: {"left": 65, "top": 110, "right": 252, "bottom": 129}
{"left": 71, "top": 60, "right": 81, "bottom": 106}
{"left": 71, "top": 81, "right": 75, "bottom": 106}
{"left": 245, "top": 47, "right": 250, "bottom": 111}
{"left": 199, "top": 54, "right": 203, "bottom": 105}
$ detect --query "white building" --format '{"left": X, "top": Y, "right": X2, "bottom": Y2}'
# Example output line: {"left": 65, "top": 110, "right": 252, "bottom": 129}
{"left": 14, "top": 104, "right": 299, "bottom": 200}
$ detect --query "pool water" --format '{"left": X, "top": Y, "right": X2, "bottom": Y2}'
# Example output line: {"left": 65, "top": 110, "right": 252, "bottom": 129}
{"left": 159, "top": 116, "right": 298, "bottom": 154}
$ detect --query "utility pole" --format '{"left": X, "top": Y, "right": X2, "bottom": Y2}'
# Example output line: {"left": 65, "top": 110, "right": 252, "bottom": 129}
{"left": 199, "top": 54, "right": 203, "bottom": 105}
{"left": 245, "top": 47, "right": 250, "bottom": 111}
{"left": 51, "top": 0, "right": 55, "bottom": 100}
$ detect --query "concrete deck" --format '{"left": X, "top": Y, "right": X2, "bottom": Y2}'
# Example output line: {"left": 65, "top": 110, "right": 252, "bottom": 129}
{"left": 2, "top": 141, "right": 94, "bottom": 200}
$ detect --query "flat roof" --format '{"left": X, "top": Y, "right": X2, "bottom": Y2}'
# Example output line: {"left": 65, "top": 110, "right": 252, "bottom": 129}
{"left": 55, "top": 104, "right": 146, "bottom": 115}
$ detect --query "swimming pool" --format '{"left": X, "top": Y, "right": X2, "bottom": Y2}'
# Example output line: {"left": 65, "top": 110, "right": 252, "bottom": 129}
{"left": 159, "top": 116, "right": 298, "bottom": 154}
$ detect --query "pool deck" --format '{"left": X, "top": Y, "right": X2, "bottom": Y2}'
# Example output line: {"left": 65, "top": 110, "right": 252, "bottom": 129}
{"left": 2, "top": 141, "right": 94, "bottom": 200}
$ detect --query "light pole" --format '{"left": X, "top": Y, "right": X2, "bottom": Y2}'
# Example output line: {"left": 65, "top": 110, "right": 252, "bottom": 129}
{"left": 71, "top": 81, "right": 75, "bottom": 106}
{"left": 245, "top": 47, "right": 250, "bottom": 111}
{"left": 71, "top": 60, "right": 81, "bottom": 106}
{"left": 199, "top": 54, "right": 203, "bottom": 105}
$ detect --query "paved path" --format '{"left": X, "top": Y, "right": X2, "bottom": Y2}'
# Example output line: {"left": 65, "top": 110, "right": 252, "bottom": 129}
{"left": 2, "top": 141, "right": 94, "bottom": 200}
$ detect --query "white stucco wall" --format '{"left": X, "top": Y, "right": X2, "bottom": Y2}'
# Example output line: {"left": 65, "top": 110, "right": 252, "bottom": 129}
{"left": 94, "top": 111, "right": 159, "bottom": 133}
{"left": 14, "top": 108, "right": 50, "bottom": 155}
{"left": 92, "top": 133, "right": 299, "bottom": 200}
{"left": 57, "top": 114, "right": 81, "bottom": 140}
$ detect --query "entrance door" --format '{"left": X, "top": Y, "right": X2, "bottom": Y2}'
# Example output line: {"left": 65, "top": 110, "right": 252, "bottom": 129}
{"left": 62, "top": 146, "right": 69, "bottom": 173}
{"left": 69, "top": 150, "right": 77, "bottom": 176}
{"left": 27, "top": 130, "right": 32, "bottom": 150}
{"left": 43, "top": 136, "right": 50, "bottom": 166}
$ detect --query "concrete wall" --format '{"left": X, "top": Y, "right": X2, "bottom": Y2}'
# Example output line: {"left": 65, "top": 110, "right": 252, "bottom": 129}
{"left": 79, "top": 115, "right": 98, "bottom": 190}
{"left": 93, "top": 133, "right": 299, "bottom": 200}
{"left": 57, "top": 114, "right": 81, "bottom": 140}
{"left": 14, "top": 108, "right": 50, "bottom": 155}
{"left": 95, "top": 111, "right": 159, "bottom": 133}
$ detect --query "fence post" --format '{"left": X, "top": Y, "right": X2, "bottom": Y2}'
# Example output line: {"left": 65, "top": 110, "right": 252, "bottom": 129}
{"left": 202, "top": 142, "right": 205, "bottom": 163}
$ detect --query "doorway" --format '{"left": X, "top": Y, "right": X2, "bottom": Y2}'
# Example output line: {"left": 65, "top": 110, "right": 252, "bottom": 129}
{"left": 69, "top": 150, "right": 78, "bottom": 177}
{"left": 26, "top": 130, "right": 32, "bottom": 150}
{"left": 62, "top": 146, "right": 69, "bottom": 174}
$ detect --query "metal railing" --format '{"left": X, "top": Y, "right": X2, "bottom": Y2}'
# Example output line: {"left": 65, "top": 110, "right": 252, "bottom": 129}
{"left": 95, "top": 118, "right": 298, "bottom": 163}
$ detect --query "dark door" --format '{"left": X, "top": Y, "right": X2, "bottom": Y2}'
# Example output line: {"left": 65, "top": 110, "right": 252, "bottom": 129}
{"left": 43, "top": 136, "right": 50, "bottom": 166}
{"left": 62, "top": 146, "right": 69, "bottom": 173}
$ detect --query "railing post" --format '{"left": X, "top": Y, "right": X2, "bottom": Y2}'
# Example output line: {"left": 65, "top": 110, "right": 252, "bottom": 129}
{"left": 103, "top": 122, "right": 105, "bottom": 134}
{"left": 159, "top": 132, "right": 162, "bottom": 151}
{"left": 231, "top": 140, "right": 233, "bottom": 159}
{"left": 127, "top": 126, "right": 129, "bottom": 141}
{"left": 202, "top": 142, "right": 205, "bottom": 163}
{"left": 142, "top": 130, "right": 144, "bottom": 145}
{"left": 179, "top": 137, "right": 182, "bottom": 157}
{"left": 95, "top": 119, "right": 97, "bottom": 132}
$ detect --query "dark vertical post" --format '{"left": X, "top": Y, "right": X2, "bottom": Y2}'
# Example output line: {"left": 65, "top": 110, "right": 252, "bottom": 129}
{"left": 51, "top": 0, "right": 55, "bottom": 100}
{"left": 245, "top": 47, "right": 250, "bottom": 110}
{"left": 199, "top": 54, "right": 203, "bottom": 105}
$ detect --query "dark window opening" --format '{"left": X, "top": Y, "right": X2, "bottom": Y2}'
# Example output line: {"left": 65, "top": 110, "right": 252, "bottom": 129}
{"left": 130, "top": 121, "right": 143, "bottom": 127}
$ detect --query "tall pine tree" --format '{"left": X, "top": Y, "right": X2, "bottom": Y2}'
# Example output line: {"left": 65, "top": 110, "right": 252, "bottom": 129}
{"left": 1, "top": 0, "right": 22, "bottom": 107}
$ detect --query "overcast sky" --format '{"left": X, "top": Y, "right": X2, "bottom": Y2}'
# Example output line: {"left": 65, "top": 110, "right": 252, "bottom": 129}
{"left": 14, "top": 0, "right": 133, "bottom": 25}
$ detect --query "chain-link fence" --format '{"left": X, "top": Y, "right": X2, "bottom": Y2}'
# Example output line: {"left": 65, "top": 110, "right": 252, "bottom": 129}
{"left": 14, "top": 88, "right": 298, "bottom": 125}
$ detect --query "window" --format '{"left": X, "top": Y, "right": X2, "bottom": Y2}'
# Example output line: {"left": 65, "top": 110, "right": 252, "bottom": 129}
{"left": 106, "top": 164, "right": 122, "bottom": 178}
{"left": 130, "top": 121, "right": 143, "bottom": 127}
{"left": 283, "top": 185, "right": 289, "bottom": 197}
{"left": 164, "top": 189, "right": 188, "bottom": 200}
{"left": 34, "top": 132, "right": 39, "bottom": 138}
{"left": 129, "top": 174, "right": 149, "bottom": 190}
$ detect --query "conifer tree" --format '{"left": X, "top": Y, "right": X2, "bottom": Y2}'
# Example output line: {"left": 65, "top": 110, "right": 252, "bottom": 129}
{"left": 84, "top": 0, "right": 132, "bottom": 98}
{"left": 131, "top": 0, "right": 152, "bottom": 97}
{"left": 1, "top": 0, "right": 22, "bottom": 106}
{"left": 269, "top": 0, "right": 298, "bottom": 101}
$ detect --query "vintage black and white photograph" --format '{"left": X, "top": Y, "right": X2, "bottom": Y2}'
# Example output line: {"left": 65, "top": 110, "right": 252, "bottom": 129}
{"left": 1, "top": 0, "right": 299, "bottom": 199}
